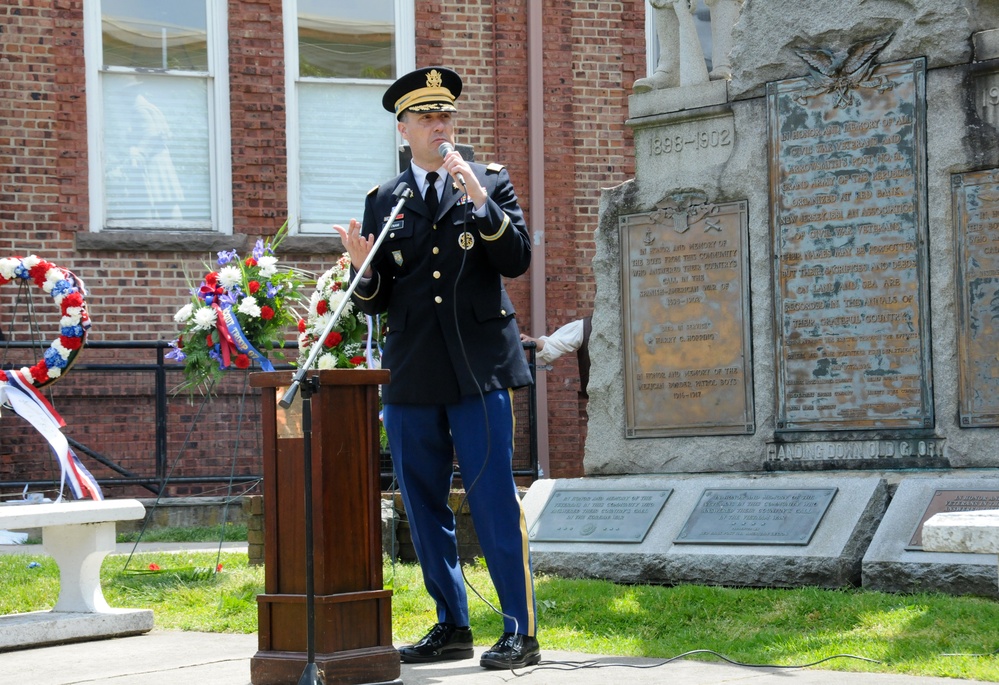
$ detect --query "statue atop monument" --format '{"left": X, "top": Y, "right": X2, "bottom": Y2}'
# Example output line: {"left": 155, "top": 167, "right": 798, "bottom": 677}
{"left": 634, "top": 0, "right": 744, "bottom": 92}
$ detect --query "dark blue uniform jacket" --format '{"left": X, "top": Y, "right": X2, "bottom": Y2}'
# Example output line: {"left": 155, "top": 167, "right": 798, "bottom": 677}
{"left": 352, "top": 162, "right": 534, "bottom": 404}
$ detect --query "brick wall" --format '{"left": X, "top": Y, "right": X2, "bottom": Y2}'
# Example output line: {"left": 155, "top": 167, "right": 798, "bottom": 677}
{"left": 1, "top": 1, "right": 645, "bottom": 493}
{"left": 229, "top": 0, "right": 288, "bottom": 229}
{"left": 2, "top": 1, "right": 81, "bottom": 257}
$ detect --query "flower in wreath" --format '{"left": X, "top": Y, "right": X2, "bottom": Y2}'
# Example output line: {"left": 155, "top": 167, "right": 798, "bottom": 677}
{"left": 0, "top": 255, "right": 91, "bottom": 388}
{"left": 167, "top": 222, "right": 306, "bottom": 392}
{"left": 297, "top": 254, "right": 384, "bottom": 370}
{"left": 0, "top": 255, "right": 101, "bottom": 500}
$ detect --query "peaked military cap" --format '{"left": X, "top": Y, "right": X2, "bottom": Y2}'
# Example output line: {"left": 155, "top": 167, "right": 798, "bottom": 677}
{"left": 382, "top": 66, "right": 463, "bottom": 120}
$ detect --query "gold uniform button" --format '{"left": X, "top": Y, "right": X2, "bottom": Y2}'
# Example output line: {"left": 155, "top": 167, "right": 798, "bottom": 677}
{"left": 432, "top": 223, "right": 438, "bottom": 230}
{"left": 433, "top": 271, "right": 441, "bottom": 279}
{"left": 389, "top": 232, "right": 395, "bottom": 239}
{"left": 501, "top": 309, "right": 507, "bottom": 316}
{"left": 433, "top": 247, "right": 440, "bottom": 255}
{"left": 435, "top": 296, "right": 443, "bottom": 304}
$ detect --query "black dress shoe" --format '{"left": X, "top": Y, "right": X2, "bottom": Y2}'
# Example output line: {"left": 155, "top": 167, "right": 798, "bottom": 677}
{"left": 399, "top": 623, "right": 474, "bottom": 663}
{"left": 479, "top": 632, "right": 541, "bottom": 669}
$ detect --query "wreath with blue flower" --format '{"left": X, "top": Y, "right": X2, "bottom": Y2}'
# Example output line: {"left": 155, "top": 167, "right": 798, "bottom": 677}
{"left": 167, "top": 223, "right": 306, "bottom": 393}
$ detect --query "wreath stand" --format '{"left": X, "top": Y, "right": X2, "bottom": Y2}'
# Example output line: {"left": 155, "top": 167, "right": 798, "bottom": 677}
{"left": 121, "top": 370, "right": 256, "bottom": 575}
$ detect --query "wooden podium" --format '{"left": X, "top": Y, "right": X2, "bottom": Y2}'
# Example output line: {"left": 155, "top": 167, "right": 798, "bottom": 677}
{"left": 249, "top": 370, "right": 400, "bottom": 685}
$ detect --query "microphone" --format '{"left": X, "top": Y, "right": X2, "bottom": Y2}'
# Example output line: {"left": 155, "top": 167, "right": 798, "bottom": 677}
{"left": 392, "top": 181, "right": 412, "bottom": 200}
{"left": 437, "top": 142, "right": 466, "bottom": 187}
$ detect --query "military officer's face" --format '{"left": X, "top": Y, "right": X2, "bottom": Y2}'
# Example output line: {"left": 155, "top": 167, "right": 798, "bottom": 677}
{"left": 398, "top": 110, "right": 455, "bottom": 171}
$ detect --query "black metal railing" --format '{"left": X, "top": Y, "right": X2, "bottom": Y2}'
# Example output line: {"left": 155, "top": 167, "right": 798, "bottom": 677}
{"left": 1, "top": 340, "right": 539, "bottom": 496}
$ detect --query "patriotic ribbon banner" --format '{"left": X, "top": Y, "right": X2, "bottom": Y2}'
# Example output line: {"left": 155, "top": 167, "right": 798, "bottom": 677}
{"left": 0, "top": 255, "right": 100, "bottom": 500}
{"left": 0, "top": 370, "right": 102, "bottom": 501}
{"left": 219, "top": 304, "right": 275, "bottom": 372}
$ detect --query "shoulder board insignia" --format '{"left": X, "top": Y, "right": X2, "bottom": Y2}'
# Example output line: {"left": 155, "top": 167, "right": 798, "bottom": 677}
{"left": 486, "top": 163, "right": 505, "bottom": 173}
{"left": 367, "top": 185, "right": 380, "bottom": 196}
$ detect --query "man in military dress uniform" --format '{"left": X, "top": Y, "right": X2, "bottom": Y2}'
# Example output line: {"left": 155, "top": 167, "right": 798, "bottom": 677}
{"left": 334, "top": 66, "right": 540, "bottom": 670}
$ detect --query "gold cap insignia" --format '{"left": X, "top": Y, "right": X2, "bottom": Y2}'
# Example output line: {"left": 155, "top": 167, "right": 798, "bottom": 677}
{"left": 384, "top": 67, "right": 463, "bottom": 118}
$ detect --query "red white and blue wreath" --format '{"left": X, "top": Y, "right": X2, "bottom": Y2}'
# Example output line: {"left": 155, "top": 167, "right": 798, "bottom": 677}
{"left": 0, "top": 255, "right": 102, "bottom": 500}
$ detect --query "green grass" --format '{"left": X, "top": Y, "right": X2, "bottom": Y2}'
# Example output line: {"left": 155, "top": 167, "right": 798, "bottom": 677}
{"left": 17, "top": 524, "right": 249, "bottom": 546}
{"left": 116, "top": 523, "right": 248, "bottom": 544}
{"left": 2, "top": 551, "right": 997, "bottom": 680}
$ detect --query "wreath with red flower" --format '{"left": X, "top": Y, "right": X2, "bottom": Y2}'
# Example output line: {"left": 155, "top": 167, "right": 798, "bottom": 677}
{"left": 167, "top": 223, "right": 306, "bottom": 393}
{"left": 0, "top": 255, "right": 91, "bottom": 388}
{"left": 297, "top": 254, "right": 384, "bottom": 370}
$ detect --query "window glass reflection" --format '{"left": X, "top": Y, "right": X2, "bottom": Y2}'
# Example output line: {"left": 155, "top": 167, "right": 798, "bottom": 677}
{"left": 298, "top": 0, "right": 394, "bottom": 79}
{"left": 102, "top": 0, "right": 208, "bottom": 71}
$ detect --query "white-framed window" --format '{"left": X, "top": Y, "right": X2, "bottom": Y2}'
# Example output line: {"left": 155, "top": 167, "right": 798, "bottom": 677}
{"left": 85, "top": 0, "right": 232, "bottom": 233}
{"left": 284, "top": 0, "right": 414, "bottom": 235}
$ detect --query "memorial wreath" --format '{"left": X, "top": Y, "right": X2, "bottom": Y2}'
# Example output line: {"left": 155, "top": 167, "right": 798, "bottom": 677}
{"left": 0, "top": 255, "right": 91, "bottom": 388}
{"left": 0, "top": 255, "right": 101, "bottom": 500}
{"left": 168, "top": 223, "right": 306, "bottom": 392}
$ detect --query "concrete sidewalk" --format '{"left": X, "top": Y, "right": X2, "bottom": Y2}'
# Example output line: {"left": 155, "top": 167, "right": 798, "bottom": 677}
{"left": 0, "top": 629, "right": 990, "bottom": 685}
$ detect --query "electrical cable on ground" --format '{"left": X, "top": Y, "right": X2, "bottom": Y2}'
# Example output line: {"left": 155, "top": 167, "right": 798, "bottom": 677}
{"left": 505, "top": 649, "right": 881, "bottom": 677}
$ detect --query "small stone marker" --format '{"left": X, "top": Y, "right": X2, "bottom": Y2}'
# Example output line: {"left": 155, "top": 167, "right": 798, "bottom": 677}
{"left": 906, "top": 489, "right": 999, "bottom": 549}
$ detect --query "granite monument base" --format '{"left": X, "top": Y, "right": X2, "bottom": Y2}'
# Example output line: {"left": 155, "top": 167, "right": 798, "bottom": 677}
{"left": 862, "top": 475, "right": 999, "bottom": 598}
{"left": 523, "top": 473, "right": 887, "bottom": 589}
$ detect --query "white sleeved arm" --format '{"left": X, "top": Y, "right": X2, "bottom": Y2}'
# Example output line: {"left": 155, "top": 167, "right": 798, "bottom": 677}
{"left": 536, "top": 318, "right": 585, "bottom": 364}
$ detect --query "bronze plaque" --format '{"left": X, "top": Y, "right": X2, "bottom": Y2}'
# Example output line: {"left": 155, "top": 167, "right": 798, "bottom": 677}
{"left": 675, "top": 488, "right": 837, "bottom": 545}
{"left": 529, "top": 489, "right": 672, "bottom": 543}
{"left": 907, "top": 489, "right": 999, "bottom": 549}
{"left": 620, "top": 199, "right": 754, "bottom": 437}
{"left": 953, "top": 169, "right": 999, "bottom": 426}
{"left": 768, "top": 56, "right": 933, "bottom": 431}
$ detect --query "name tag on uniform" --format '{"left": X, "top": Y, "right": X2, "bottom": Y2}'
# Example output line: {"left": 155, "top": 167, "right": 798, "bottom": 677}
{"left": 388, "top": 213, "right": 405, "bottom": 229}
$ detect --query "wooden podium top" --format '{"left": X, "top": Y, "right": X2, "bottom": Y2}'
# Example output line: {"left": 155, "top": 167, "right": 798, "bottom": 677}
{"left": 249, "top": 369, "right": 390, "bottom": 389}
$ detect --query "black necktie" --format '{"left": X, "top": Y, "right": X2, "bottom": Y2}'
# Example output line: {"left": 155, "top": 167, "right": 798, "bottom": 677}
{"left": 424, "top": 171, "right": 439, "bottom": 217}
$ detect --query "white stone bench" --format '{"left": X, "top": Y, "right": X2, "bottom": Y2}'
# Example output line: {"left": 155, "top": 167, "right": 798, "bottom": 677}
{"left": 0, "top": 499, "right": 154, "bottom": 651}
{"left": 922, "top": 509, "right": 999, "bottom": 592}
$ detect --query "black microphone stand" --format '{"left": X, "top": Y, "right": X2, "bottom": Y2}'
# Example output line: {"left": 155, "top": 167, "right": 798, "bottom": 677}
{"left": 280, "top": 182, "right": 413, "bottom": 685}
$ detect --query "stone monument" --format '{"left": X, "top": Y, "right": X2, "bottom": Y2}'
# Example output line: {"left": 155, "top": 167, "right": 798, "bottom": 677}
{"left": 524, "top": 0, "right": 999, "bottom": 595}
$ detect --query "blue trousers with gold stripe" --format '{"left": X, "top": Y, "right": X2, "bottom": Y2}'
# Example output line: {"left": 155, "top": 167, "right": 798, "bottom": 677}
{"left": 384, "top": 389, "right": 537, "bottom": 637}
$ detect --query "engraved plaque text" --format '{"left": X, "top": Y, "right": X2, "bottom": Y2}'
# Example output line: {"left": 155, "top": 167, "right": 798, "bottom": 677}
{"left": 953, "top": 169, "right": 999, "bottom": 426}
{"left": 620, "top": 199, "right": 754, "bottom": 437}
{"left": 530, "top": 489, "right": 671, "bottom": 543}
{"left": 768, "top": 57, "right": 933, "bottom": 431}
{"left": 676, "top": 488, "right": 837, "bottom": 545}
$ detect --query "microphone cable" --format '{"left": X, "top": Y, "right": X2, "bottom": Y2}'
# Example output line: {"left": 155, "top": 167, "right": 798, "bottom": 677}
{"left": 447, "top": 182, "right": 522, "bottom": 638}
